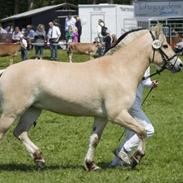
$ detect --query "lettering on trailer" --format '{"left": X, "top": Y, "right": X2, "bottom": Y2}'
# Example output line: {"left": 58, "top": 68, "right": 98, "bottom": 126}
{"left": 135, "top": 1, "right": 183, "bottom": 17}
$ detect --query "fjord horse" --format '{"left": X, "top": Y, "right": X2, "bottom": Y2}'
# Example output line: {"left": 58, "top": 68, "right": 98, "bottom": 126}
{"left": 0, "top": 25, "right": 182, "bottom": 171}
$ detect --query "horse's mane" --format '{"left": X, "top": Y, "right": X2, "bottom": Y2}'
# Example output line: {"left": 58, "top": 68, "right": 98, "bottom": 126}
{"left": 105, "top": 28, "right": 147, "bottom": 55}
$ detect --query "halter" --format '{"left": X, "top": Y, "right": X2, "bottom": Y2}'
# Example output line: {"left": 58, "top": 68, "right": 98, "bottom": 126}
{"left": 143, "top": 30, "right": 178, "bottom": 80}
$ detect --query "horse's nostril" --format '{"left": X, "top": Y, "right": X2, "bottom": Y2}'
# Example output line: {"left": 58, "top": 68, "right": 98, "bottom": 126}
{"left": 180, "top": 63, "right": 183, "bottom": 67}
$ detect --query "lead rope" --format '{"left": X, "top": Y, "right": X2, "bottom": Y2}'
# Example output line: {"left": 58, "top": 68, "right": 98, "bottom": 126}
{"left": 141, "top": 87, "right": 154, "bottom": 106}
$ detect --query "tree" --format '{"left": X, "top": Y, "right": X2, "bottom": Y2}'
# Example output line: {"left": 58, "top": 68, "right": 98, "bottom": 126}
{"left": 92, "top": 0, "right": 96, "bottom": 4}
{"left": 28, "top": 0, "right": 34, "bottom": 10}
{"left": 108, "top": 0, "right": 114, "bottom": 3}
{"left": 14, "top": 0, "right": 20, "bottom": 14}
{"left": 0, "top": 0, "right": 132, "bottom": 20}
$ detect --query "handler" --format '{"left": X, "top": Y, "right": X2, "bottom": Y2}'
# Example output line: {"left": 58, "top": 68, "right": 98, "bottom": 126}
{"left": 110, "top": 67, "right": 158, "bottom": 168}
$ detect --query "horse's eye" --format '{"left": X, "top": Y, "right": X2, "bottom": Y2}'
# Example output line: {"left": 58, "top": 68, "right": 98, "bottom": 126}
{"left": 162, "top": 45, "right": 168, "bottom": 49}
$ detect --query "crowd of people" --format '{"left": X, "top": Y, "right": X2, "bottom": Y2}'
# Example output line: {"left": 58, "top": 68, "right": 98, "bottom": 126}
{"left": 0, "top": 15, "right": 82, "bottom": 61}
{"left": 0, "top": 15, "right": 121, "bottom": 62}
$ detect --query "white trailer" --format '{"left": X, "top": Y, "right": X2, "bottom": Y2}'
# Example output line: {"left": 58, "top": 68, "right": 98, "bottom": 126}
{"left": 79, "top": 4, "right": 137, "bottom": 43}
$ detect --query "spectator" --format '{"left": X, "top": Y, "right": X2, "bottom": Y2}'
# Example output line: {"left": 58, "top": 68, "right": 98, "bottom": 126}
{"left": 20, "top": 34, "right": 28, "bottom": 61}
{"left": 103, "top": 32, "right": 111, "bottom": 53}
{"left": 96, "top": 19, "right": 111, "bottom": 53}
{"left": 0, "top": 26, "right": 7, "bottom": 34}
{"left": 34, "top": 24, "right": 46, "bottom": 60}
{"left": 12, "top": 26, "right": 23, "bottom": 42}
{"left": 4, "top": 25, "right": 13, "bottom": 33}
{"left": 65, "top": 15, "right": 76, "bottom": 42}
{"left": 26, "top": 24, "right": 35, "bottom": 50}
{"left": 72, "top": 26, "right": 78, "bottom": 43}
{"left": 66, "top": 25, "right": 73, "bottom": 44}
{"left": 97, "top": 19, "right": 107, "bottom": 40}
{"left": 75, "top": 16, "right": 82, "bottom": 42}
{"left": 47, "top": 21, "right": 61, "bottom": 60}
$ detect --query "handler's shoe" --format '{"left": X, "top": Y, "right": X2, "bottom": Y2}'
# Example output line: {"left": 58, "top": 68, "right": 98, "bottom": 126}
{"left": 117, "top": 148, "right": 131, "bottom": 165}
{"left": 109, "top": 156, "right": 124, "bottom": 168}
{"left": 130, "top": 150, "right": 145, "bottom": 169}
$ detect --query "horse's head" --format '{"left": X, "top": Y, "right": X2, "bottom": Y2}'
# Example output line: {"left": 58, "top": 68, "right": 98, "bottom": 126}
{"left": 150, "top": 24, "right": 182, "bottom": 73}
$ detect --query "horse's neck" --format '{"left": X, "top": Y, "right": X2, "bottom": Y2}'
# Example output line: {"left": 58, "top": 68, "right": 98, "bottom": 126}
{"left": 114, "top": 32, "right": 152, "bottom": 84}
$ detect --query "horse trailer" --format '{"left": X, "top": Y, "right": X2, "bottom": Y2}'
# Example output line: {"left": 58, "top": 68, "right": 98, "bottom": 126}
{"left": 79, "top": 4, "right": 137, "bottom": 43}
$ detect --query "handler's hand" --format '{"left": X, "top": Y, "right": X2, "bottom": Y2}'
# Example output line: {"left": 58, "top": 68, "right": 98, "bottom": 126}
{"left": 152, "top": 80, "right": 158, "bottom": 88}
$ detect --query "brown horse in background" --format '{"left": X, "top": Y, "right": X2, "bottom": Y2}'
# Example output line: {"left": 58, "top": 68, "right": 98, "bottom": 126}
{"left": 0, "top": 33, "right": 21, "bottom": 65}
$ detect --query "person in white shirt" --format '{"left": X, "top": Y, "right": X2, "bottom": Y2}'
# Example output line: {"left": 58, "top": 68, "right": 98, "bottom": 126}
{"left": 65, "top": 15, "right": 76, "bottom": 33}
{"left": 47, "top": 21, "right": 61, "bottom": 60}
{"left": 110, "top": 67, "right": 158, "bottom": 168}
{"left": 65, "top": 15, "right": 76, "bottom": 46}
{"left": 12, "top": 26, "right": 23, "bottom": 42}
{"left": 0, "top": 26, "right": 7, "bottom": 34}
{"left": 20, "top": 34, "right": 28, "bottom": 61}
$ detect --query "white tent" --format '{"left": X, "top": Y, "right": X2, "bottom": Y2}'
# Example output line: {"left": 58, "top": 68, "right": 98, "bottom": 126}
{"left": 79, "top": 4, "right": 137, "bottom": 43}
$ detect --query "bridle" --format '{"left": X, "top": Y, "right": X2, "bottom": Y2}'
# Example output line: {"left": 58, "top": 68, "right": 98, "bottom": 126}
{"left": 143, "top": 30, "right": 178, "bottom": 80}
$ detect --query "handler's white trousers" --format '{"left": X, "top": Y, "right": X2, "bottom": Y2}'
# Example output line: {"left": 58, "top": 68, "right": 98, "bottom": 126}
{"left": 111, "top": 107, "right": 154, "bottom": 165}
{"left": 122, "top": 108, "right": 154, "bottom": 153}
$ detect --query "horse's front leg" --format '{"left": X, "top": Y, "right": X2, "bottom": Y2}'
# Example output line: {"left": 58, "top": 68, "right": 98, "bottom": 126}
{"left": 111, "top": 110, "right": 146, "bottom": 165}
{"left": 84, "top": 117, "right": 107, "bottom": 171}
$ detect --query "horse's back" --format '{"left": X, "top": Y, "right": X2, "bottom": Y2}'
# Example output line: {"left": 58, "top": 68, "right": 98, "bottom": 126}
{"left": 0, "top": 60, "right": 103, "bottom": 108}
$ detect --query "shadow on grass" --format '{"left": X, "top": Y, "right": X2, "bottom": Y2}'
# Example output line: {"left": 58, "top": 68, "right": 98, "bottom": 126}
{"left": 0, "top": 161, "right": 140, "bottom": 172}
{"left": 98, "top": 161, "right": 140, "bottom": 172}
{"left": 0, "top": 163, "right": 84, "bottom": 172}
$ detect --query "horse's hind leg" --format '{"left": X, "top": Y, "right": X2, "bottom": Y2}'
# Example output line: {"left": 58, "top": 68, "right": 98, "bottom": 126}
{"left": 13, "top": 107, "right": 45, "bottom": 169}
{"left": 84, "top": 117, "right": 107, "bottom": 171}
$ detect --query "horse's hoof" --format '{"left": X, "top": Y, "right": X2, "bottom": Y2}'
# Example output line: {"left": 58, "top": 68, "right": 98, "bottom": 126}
{"left": 84, "top": 160, "right": 101, "bottom": 171}
{"left": 36, "top": 161, "right": 45, "bottom": 170}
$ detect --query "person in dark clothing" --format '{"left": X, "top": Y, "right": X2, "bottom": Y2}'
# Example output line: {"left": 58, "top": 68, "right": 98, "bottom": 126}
{"left": 103, "top": 33, "right": 111, "bottom": 53}
{"left": 75, "top": 16, "right": 82, "bottom": 42}
{"left": 34, "top": 24, "right": 46, "bottom": 59}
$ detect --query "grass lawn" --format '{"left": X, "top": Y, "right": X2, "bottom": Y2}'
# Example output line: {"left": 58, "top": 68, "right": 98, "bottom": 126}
{"left": 0, "top": 48, "right": 183, "bottom": 183}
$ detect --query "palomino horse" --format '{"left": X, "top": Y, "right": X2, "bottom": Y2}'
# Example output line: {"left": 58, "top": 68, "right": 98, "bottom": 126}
{"left": 67, "top": 42, "right": 102, "bottom": 63}
{"left": 0, "top": 25, "right": 182, "bottom": 171}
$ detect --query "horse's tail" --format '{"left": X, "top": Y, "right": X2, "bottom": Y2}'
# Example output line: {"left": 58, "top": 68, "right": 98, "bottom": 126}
{"left": 0, "top": 69, "right": 5, "bottom": 77}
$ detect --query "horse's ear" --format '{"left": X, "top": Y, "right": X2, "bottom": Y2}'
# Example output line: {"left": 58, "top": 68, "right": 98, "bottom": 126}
{"left": 151, "top": 23, "right": 163, "bottom": 38}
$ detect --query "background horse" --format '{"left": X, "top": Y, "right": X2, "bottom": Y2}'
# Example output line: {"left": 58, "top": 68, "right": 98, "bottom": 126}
{"left": 67, "top": 42, "right": 102, "bottom": 63}
{"left": 0, "top": 25, "right": 182, "bottom": 171}
{"left": 0, "top": 33, "right": 21, "bottom": 65}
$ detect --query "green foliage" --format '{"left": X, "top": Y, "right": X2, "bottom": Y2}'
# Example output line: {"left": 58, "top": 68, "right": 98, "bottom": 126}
{"left": 0, "top": 50, "right": 182, "bottom": 183}
{"left": 0, "top": 0, "right": 132, "bottom": 20}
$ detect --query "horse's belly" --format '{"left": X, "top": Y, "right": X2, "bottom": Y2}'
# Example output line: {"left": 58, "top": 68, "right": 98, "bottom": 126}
{"left": 34, "top": 96, "right": 105, "bottom": 117}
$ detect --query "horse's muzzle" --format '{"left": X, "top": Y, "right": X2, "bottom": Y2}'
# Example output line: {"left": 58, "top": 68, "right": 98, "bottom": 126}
{"left": 170, "top": 58, "right": 183, "bottom": 73}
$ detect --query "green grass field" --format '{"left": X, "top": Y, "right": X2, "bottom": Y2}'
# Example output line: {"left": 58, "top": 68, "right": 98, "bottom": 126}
{"left": 0, "top": 49, "right": 183, "bottom": 183}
